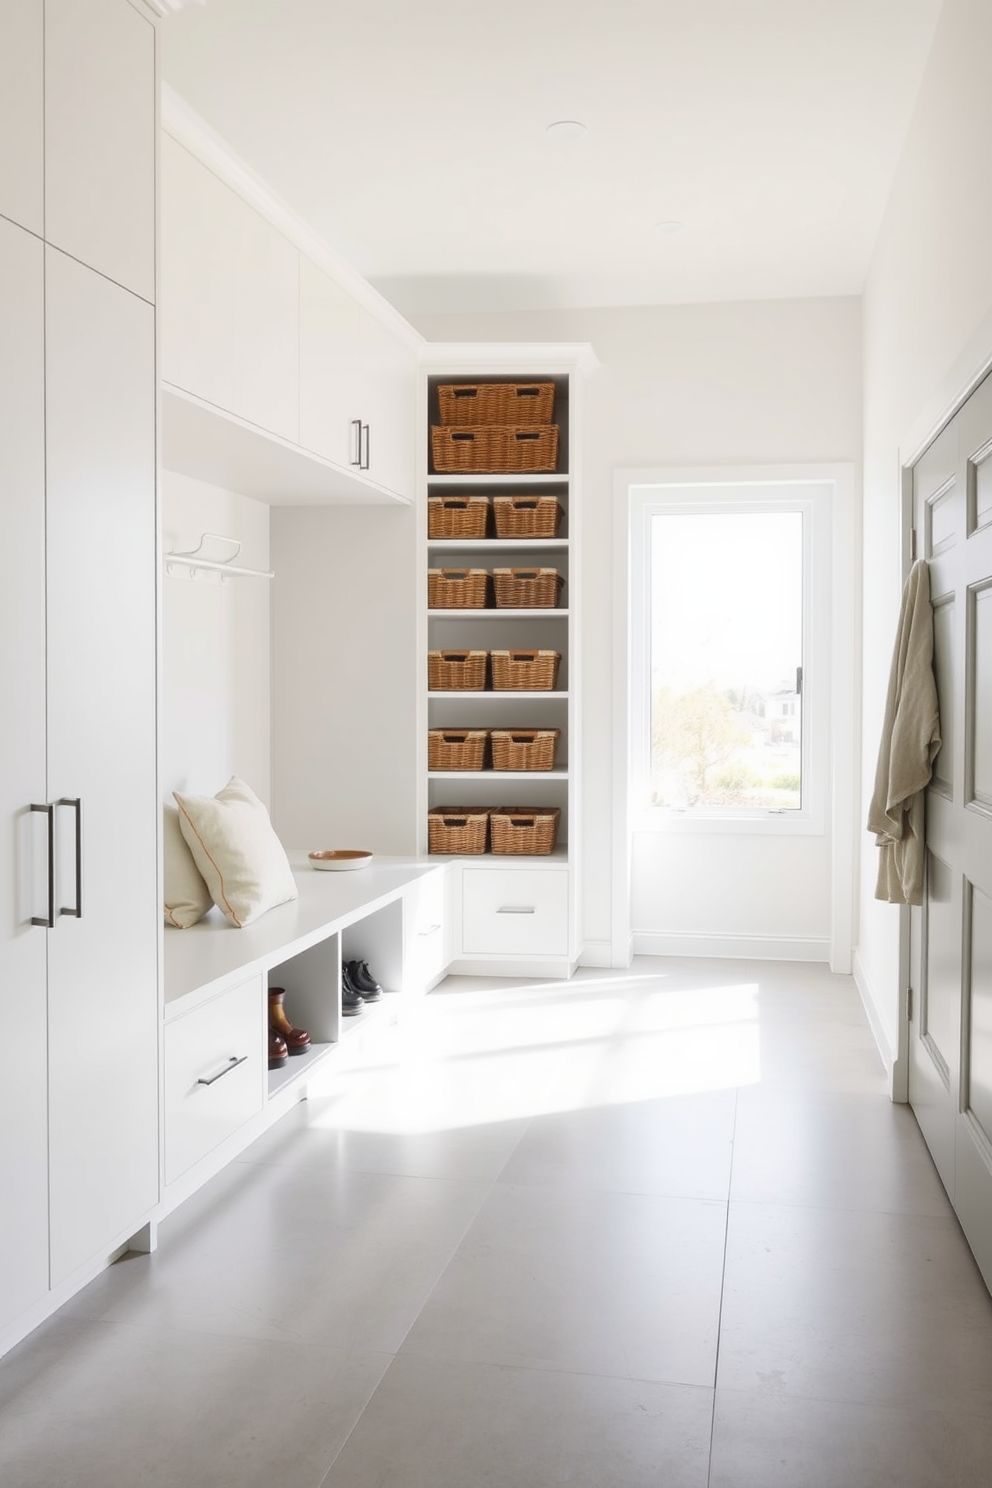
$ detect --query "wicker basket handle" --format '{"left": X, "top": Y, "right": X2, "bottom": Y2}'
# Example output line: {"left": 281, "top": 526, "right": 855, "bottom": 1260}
{"left": 509, "top": 651, "right": 538, "bottom": 661}
{"left": 441, "top": 814, "right": 471, "bottom": 826}
{"left": 515, "top": 431, "right": 540, "bottom": 443}
{"left": 507, "top": 816, "right": 535, "bottom": 826}
{"left": 441, "top": 498, "right": 470, "bottom": 509}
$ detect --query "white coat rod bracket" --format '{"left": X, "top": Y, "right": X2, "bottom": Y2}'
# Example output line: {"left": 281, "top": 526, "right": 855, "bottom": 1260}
{"left": 164, "top": 533, "right": 274, "bottom": 582}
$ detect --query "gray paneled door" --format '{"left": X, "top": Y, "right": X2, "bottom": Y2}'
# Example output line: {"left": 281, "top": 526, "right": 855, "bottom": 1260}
{"left": 910, "top": 368, "right": 992, "bottom": 1289}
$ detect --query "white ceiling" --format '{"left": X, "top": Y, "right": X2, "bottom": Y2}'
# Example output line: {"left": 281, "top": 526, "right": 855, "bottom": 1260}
{"left": 161, "top": 0, "right": 944, "bottom": 318}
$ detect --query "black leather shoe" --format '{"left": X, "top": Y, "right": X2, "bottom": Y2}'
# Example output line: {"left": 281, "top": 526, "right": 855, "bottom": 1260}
{"left": 341, "top": 966, "right": 364, "bottom": 1016}
{"left": 347, "top": 959, "right": 382, "bottom": 1001}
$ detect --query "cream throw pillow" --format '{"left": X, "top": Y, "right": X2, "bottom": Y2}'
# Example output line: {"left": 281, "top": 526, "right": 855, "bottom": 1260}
{"left": 164, "top": 804, "right": 214, "bottom": 928}
{"left": 173, "top": 777, "right": 298, "bottom": 928}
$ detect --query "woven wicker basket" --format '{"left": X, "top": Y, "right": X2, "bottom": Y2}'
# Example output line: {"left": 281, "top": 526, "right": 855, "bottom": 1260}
{"left": 490, "top": 729, "right": 560, "bottom": 772}
{"left": 427, "top": 650, "right": 488, "bottom": 691}
{"left": 437, "top": 382, "right": 555, "bottom": 427}
{"left": 492, "top": 568, "right": 565, "bottom": 609}
{"left": 492, "top": 495, "right": 564, "bottom": 539}
{"left": 428, "top": 806, "right": 491, "bottom": 855}
{"left": 490, "top": 806, "right": 561, "bottom": 856}
{"left": 428, "top": 568, "right": 491, "bottom": 609}
{"left": 428, "top": 495, "right": 491, "bottom": 539}
{"left": 428, "top": 729, "right": 489, "bottom": 771}
{"left": 490, "top": 649, "right": 561, "bottom": 692}
{"left": 431, "top": 425, "right": 559, "bottom": 474}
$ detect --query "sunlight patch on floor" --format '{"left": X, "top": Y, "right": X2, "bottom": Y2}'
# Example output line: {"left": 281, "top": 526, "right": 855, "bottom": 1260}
{"left": 307, "top": 982, "right": 762, "bottom": 1135}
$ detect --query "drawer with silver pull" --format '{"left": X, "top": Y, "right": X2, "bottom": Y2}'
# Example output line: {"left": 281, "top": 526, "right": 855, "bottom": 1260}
{"left": 164, "top": 975, "right": 265, "bottom": 1185}
{"left": 461, "top": 868, "right": 568, "bottom": 956}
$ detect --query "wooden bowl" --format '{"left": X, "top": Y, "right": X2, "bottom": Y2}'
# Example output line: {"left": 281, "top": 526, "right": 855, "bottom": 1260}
{"left": 308, "top": 849, "right": 373, "bottom": 872}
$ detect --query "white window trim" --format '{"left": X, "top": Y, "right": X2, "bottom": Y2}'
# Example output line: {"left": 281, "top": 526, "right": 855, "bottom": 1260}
{"left": 610, "top": 463, "right": 858, "bottom": 973}
{"left": 628, "top": 479, "right": 829, "bottom": 836}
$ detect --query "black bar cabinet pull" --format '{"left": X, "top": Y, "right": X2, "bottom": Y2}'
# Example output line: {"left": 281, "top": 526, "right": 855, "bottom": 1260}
{"left": 58, "top": 797, "right": 82, "bottom": 919}
{"left": 30, "top": 803, "right": 55, "bottom": 928}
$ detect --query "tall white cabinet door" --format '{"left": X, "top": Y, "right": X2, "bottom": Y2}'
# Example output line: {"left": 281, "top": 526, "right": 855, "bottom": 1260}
{"left": 299, "top": 256, "right": 363, "bottom": 468}
{"left": 44, "top": 0, "right": 155, "bottom": 302}
{"left": 44, "top": 248, "right": 159, "bottom": 1285}
{"left": 0, "top": 0, "right": 44, "bottom": 235}
{"left": 0, "top": 218, "right": 50, "bottom": 1333}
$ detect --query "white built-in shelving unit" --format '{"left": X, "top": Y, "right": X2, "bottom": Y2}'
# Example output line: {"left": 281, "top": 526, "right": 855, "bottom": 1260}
{"left": 420, "top": 347, "right": 595, "bottom": 977}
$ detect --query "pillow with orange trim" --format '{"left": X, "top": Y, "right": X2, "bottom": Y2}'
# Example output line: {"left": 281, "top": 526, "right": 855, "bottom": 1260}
{"left": 173, "top": 777, "right": 298, "bottom": 928}
{"left": 163, "top": 803, "right": 214, "bottom": 928}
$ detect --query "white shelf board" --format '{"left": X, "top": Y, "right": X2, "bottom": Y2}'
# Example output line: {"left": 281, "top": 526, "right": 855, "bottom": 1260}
{"left": 428, "top": 691, "right": 568, "bottom": 700}
{"left": 428, "top": 848, "right": 569, "bottom": 866}
{"left": 162, "top": 384, "right": 411, "bottom": 508}
{"left": 428, "top": 538, "right": 569, "bottom": 552}
{"left": 428, "top": 769, "right": 569, "bottom": 780}
{"left": 428, "top": 608, "right": 568, "bottom": 619}
{"left": 427, "top": 473, "right": 566, "bottom": 487}
{"left": 267, "top": 1041, "right": 333, "bottom": 1096}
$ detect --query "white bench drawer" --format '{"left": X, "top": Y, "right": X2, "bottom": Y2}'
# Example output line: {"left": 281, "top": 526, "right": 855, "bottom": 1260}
{"left": 462, "top": 868, "right": 568, "bottom": 956}
{"left": 165, "top": 976, "right": 265, "bottom": 1186}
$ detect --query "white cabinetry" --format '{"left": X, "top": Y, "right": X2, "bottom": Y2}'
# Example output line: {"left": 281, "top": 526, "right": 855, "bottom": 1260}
{"left": 299, "top": 255, "right": 362, "bottom": 467}
{"left": 0, "top": 216, "right": 49, "bottom": 1336}
{"left": 161, "top": 134, "right": 299, "bottom": 442}
{"left": 160, "top": 99, "right": 419, "bottom": 507}
{"left": 44, "top": 249, "right": 159, "bottom": 1286}
{"left": 0, "top": 0, "right": 44, "bottom": 235}
{"left": 462, "top": 866, "right": 569, "bottom": 956}
{"left": 422, "top": 349, "right": 593, "bottom": 977}
{"left": 165, "top": 976, "right": 266, "bottom": 1187}
{"left": 299, "top": 260, "right": 416, "bottom": 499}
{"left": 0, "top": 0, "right": 158, "bottom": 1351}
{"left": 45, "top": 0, "right": 156, "bottom": 302}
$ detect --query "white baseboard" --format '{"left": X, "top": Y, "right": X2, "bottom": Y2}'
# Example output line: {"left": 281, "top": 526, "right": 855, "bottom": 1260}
{"left": 632, "top": 930, "right": 831, "bottom": 962}
{"left": 578, "top": 940, "right": 616, "bottom": 968}
{"left": 852, "top": 946, "right": 904, "bottom": 1100}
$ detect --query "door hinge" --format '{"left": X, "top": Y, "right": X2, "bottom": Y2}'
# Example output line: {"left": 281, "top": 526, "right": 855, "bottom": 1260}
{"left": 907, "top": 985, "right": 914, "bottom": 1021}
{"left": 910, "top": 528, "right": 918, "bottom": 561}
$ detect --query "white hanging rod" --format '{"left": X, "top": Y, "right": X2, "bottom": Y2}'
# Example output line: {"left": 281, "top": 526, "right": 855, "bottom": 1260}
{"left": 165, "top": 533, "right": 274, "bottom": 581}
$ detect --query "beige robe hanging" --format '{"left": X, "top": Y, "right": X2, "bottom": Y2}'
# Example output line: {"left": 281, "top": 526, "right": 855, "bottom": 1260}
{"left": 867, "top": 559, "right": 941, "bottom": 906}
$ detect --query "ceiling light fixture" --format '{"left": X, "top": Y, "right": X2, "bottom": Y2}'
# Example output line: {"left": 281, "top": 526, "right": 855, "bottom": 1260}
{"left": 546, "top": 120, "right": 587, "bottom": 140}
{"left": 654, "top": 220, "right": 684, "bottom": 236}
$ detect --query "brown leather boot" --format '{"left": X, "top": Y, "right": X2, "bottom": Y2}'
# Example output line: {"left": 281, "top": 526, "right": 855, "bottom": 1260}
{"left": 268, "top": 1030, "right": 288, "bottom": 1069}
{"left": 268, "top": 987, "right": 311, "bottom": 1054}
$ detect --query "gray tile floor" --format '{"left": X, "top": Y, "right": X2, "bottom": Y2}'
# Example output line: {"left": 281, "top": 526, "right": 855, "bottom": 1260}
{"left": 3, "top": 958, "right": 992, "bottom": 1486}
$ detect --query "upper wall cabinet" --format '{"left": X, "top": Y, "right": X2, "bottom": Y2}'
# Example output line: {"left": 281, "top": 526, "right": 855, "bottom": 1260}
{"left": 45, "top": 0, "right": 156, "bottom": 303}
{"left": 160, "top": 93, "right": 421, "bottom": 508}
{"left": 299, "top": 259, "right": 417, "bottom": 499}
{"left": 161, "top": 136, "right": 300, "bottom": 443}
{"left": 0, "top": 0, "right": 44, "bottom": 236}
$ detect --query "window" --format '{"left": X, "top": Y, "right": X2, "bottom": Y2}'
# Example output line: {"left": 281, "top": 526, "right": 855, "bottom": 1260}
{"left": 628, "top": 478, "right": 831, "bottom": 834}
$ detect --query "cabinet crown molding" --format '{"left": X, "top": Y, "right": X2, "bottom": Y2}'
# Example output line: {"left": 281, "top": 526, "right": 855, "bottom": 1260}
{"left": 161, "top": 84, "right": 424, "bottom": 353}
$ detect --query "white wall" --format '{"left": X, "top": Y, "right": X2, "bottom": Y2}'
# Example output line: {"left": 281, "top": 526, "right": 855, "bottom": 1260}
{"left": 858, "top": 0, "right": 992, "bottom": 1074}
{"left": 161, "top": 471, "right": 271, "bottom": 805}
{"left": 414, "top": 298, "right": 862, "bottom": 964}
